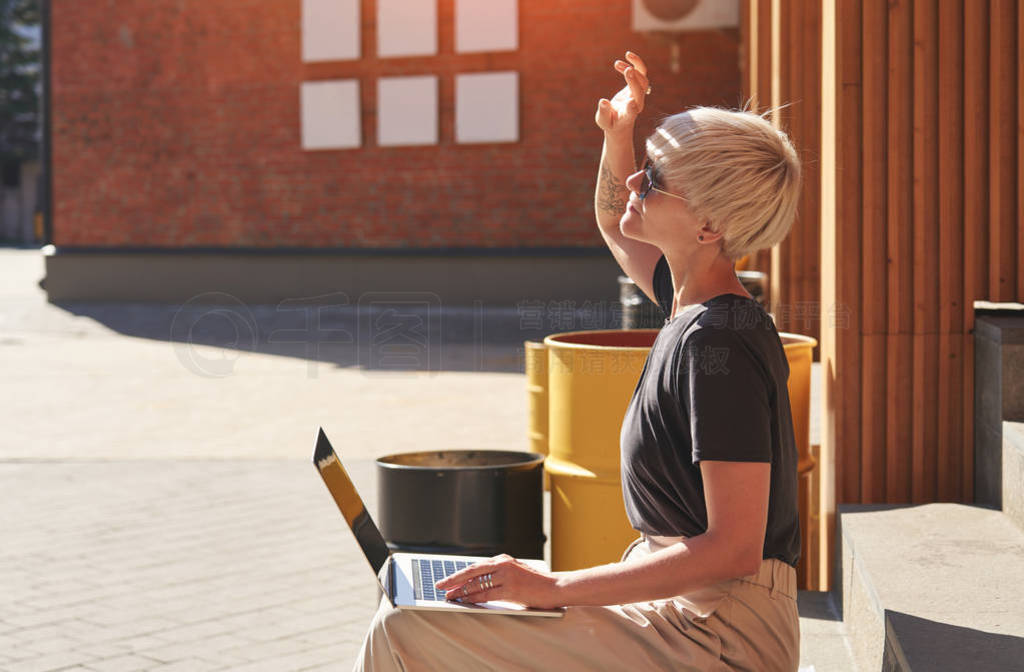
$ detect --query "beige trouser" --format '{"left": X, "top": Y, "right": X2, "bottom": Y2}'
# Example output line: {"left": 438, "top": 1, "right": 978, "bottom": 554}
{"left": 354, "top": 534, "right": 799, "bottom": 671}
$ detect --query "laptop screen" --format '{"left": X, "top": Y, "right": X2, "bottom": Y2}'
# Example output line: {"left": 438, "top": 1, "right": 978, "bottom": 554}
{"left": 313, "top": 428, "right": 391, "bottom": 576}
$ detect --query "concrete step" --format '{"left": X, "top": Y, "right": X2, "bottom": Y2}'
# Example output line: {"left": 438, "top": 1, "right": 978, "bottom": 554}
{"left": 838, "top": 503, "right": 1024, "bottom": 671}
{"left": 1004, "top": 421, "right": 1024, "bottom": 531}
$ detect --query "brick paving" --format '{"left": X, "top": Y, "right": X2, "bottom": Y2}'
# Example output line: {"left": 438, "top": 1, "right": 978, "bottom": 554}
{"left": 1, "top": 460, "right": 381, "bottom": 670}
{"left": 0, "top": 248, "right": 852, "bottom": 671}
{"left": 0, "top": 248, "right": 538, "bottom": 670}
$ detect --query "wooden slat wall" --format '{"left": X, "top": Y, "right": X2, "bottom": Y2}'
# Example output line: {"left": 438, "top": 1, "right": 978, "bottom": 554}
{"left": 963, "top": 0, "right": 987, "bottom": 501}
{"left": 991, "top": 0, "right": 1019, "bottom": 302}
{"left": 937, "top": 0, "right": 965, "bottom": 503}
{"left": 819, "top": 0, "right": 863, "bottom": 592}
{"left": 757, "top": 0, "right": 822, "bottom": 346}
{"left": 911, "top": 0, "right": 939, "bottom": 503}
{"left": 887, "top": 0, "right": 914, "bottom": 504}
{"left": 769, "top": 0, "right": 787, "bottom": 315}
{"left": 835, "top": 0, "right": 863, "bottom": 576}
{"left": 860, "top": 0, "right": 885, "bottom": 504}
{"left": 743, "top": 0, "right": 777, "bottom": 279}
{"left": 798, "top": 4, "right": 822, "bottom": 347}
{"left": 748, "top": 0, "right": 1024, "bottom": 590}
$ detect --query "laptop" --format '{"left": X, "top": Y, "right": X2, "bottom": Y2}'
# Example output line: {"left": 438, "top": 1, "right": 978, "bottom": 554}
{"left": 313, "top": 427, "right": 564, "bottom": 617}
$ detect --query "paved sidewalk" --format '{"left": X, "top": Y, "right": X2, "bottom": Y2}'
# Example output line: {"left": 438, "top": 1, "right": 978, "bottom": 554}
{"left": 1, "top": 248, "right": 539, "bottom": 670}
{"left": 0, "top": 247, "right": 851, "bottom": 671}
{"left": 1, "top": 460, "right": 380, "bottom": 671}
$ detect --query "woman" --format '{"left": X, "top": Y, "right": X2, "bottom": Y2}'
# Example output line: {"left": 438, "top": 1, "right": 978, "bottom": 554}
{"left": 356, "top": 51, "right": 803, "bottom": 672}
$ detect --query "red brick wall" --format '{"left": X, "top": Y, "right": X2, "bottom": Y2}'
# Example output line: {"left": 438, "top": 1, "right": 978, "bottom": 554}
{"left": 51, "top": 0, "right": 740, "bottom": 248}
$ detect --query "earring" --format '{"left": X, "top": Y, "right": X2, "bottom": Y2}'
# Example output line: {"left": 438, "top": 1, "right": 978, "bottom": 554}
{"left": 698, "top": 235, "right": 704, "bottom": 241}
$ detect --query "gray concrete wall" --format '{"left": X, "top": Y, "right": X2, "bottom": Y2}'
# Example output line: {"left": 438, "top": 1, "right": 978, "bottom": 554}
{"left": 973, "top": 309, "right": 1024, "bottom": 508}
{"left": 1004, "top": 422, "right": 1024, "bottom": 531}
{"left": 42, "top": 248, "right": 625, "bottom": 309}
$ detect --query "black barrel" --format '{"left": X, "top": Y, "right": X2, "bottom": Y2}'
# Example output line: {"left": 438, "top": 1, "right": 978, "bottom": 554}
{"left": 375, "top": 450, "right": 546, "bottom": 559}
{"left": 618, "top": 275, "right": 664, "bottom": 329}
{"left": 738, "top": 270, "right": 768, "bottom": 306}
{"left": 620, "top": 271, "right": 769, "bottom": 327}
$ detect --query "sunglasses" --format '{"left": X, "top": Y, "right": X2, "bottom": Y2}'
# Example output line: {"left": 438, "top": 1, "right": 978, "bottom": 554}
{"left": 639, "top": 159, "right": 688, "bottom": 203}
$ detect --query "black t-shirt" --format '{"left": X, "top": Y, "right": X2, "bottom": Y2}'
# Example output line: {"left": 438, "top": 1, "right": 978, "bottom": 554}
{"left": 619, "top": 255, "right": 801, "bottom": 568}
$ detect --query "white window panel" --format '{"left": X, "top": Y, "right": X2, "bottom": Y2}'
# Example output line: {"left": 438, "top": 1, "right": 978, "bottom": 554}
{"left": 455, "top": 71, "right": 518, "bottom": 144}
{"left": 302, "top": 0, "right": 360, "bottom": 62}
{"left": 378, "top": 76, "right": 439, "bottom": 147}
{"left": 378, "top": 0, "right": 437, "bottom": 57}
{"left": 455, "top": 0, "right": 517, "bottom": 53}
{"left": 301, "top": 80, "right": 361, "bottom": 150}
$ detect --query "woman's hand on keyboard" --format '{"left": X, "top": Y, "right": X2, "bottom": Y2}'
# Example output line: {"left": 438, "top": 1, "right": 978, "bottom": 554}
{"left": 433, "top": 554, "right": 562, "bottom": 609}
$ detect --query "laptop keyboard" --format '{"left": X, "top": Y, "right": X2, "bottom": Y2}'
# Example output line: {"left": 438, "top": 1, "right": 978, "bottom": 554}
{"left": 412, "top": 558, "right": 473, "bottom": 601}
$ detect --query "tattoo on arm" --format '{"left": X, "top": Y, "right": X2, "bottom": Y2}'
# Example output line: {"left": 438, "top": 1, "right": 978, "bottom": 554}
{"left": 596, "top": 163, "right": 630, "bottom": 215}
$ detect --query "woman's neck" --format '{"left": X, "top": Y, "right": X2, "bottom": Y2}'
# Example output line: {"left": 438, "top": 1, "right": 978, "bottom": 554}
{"left": 663, "top": 250, "right": 750, "bottom": 318}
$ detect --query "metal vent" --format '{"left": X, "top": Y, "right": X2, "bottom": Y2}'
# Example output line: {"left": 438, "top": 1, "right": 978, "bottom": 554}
{"left": 632, "top": 0, "right": 739, "bottom": 32}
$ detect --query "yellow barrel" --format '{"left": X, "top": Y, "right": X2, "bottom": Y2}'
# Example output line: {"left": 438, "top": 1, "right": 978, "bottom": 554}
{"left": 524, "top": 340, "right": 550, "bottom": 490}
{"left": 543, "top": 329, "right": 659, "bottom": 571}
{"left": 779, "top": 333, "right": 818, "bottom": 589}
{"left": 543, "top": 328, "right": 818, "bottom": 576}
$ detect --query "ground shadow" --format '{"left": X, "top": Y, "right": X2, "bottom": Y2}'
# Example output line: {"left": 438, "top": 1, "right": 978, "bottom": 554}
{"left": 51, "top": 299, "right": 627, "bottom": 374}
{"left": 884, "top": 610, "right": 1024, "bottom": 671}
{"left": 797, "top": 590, "right": 841, "bottom": 621}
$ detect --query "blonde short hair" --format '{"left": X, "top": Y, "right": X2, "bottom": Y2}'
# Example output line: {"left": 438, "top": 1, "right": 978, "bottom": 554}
{"left": 645, "top": 107, "right": 801, "bottom": 261}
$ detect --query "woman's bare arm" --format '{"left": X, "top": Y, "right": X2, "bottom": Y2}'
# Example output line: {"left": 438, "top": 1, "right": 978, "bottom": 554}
{"left": 437, "top": 460, "right": 770, "bottom": 608}
{"left": 594, "top": 52, "right": 665, "bottom": 305}
{"left": 550, "top": 460, "right": 770, "bottom": 606}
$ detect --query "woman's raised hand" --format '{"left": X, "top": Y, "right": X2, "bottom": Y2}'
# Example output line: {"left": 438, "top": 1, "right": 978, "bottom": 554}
{"left": 595, "top": 51, "right": 651, "bottom": 136}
